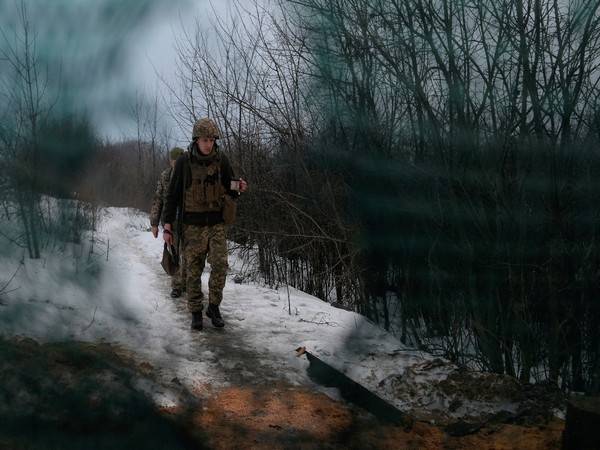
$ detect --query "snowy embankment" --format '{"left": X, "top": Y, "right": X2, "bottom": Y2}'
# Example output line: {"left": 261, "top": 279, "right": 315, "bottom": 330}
{"left": 0, "top": 206, "right": 550, "bottom": 421}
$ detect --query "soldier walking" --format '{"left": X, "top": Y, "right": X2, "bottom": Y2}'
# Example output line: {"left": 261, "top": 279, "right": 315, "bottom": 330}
{"left": 150, "top": 147, "right": 187, "bottom": 298}
{"left": 162, "top": 118, "right": 247, "bottom": 330}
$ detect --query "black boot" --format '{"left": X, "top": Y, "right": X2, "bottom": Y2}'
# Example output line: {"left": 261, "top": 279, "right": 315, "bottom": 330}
{"left": 191, "top": 311, "right": 203, "bottom": 330}
{"left": 170, "top": 288, "right": 182, "bottom": 298}
{"left": 206, "top": 303, "right": 224, "bottom": 328}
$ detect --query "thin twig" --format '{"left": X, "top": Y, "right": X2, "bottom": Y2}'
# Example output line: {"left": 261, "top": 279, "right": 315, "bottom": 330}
{"left": 81, "top": 306, "right": 97, "bottom": 333}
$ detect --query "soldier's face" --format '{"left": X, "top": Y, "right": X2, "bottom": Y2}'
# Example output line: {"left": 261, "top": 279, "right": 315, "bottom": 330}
{"left": 198, "top": 137, "right": 215, "bottom": 155}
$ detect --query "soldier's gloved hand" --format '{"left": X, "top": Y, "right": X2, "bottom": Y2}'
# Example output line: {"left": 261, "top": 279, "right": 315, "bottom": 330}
{"left": 163, "top": 229, "right": 173, "bottom": 245}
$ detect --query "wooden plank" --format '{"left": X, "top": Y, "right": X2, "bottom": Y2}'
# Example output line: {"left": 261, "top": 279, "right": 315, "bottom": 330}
{"left": 295, "top": 346, "right": 413, "bottom": 429}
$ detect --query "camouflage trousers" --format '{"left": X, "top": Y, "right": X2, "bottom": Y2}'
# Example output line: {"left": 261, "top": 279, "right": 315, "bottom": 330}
{"left": 182, "top": 222, "right": 228, "bottom": 313}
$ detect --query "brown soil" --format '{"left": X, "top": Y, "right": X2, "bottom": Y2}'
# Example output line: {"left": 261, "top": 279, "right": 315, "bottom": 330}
{"left": 163, "top": 383, "right": 565, "bottom": 450}
{"left": 0, "top": 336, "right": 565, "bottom": 449}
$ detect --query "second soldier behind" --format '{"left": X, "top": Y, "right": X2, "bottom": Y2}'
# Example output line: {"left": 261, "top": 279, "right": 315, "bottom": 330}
{"left": 150, "top": 146, "right": 187, "bottom": 298}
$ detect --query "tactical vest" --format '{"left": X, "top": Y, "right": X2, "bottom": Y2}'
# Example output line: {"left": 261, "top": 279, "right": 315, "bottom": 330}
{"left": 184, "top": 152, "right": 225, "bottom": 214}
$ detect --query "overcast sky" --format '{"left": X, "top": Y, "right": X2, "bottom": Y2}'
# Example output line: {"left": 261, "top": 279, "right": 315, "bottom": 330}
{"left": 0, "top": 0, "right": 243, "bottom": 143}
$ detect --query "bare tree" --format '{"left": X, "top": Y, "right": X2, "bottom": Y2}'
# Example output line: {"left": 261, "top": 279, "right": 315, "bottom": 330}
{"left": 283, "top": 0, "right": 600, "bottom": 390}
{"left": 0, "top": 1, "right": 57, "bottom": 259}
{"left": 126, "top": 86, "right": 175, "bottom": 211}
{"left": 164, "top": 0, "right": 600, "bottom": 391}
{"left": 165, "top": 0, "right": 363, "bottom": 308}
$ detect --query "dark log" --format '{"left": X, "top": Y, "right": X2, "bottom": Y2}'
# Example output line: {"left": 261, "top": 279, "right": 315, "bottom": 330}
{"left": 295, "top": 347, "right": 413, "bottom": 429}
{"left": 561, "top": 396, "right": 600, "bottom": 450}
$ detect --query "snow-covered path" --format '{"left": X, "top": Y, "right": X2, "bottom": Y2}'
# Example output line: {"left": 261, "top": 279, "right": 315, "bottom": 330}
{"left": 88, "top": 207, "right": 410, "bottom": 407}
{"left": 1, "top": 206, "right": 540, "bottom": 421}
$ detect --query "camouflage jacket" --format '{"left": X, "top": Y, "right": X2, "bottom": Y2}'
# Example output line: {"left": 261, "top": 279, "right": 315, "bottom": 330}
{"left": 150, "top": 166, "right": 173, "bottom": 227}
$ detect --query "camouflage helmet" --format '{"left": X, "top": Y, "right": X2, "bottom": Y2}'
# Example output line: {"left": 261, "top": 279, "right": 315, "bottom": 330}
{"left": 169, "top": 147, "right": 184, "bottom": 160}
{"left": 192, "top": 118, "right": 220, "bottom": 140}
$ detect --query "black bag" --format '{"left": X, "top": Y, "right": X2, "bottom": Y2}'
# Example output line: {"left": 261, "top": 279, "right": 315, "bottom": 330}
{"left": 160, "top": 242, "right": 179, "bottom": 276}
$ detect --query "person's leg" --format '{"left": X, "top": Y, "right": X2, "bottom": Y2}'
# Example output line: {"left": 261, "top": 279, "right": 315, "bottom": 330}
{"left": 206, "top": 223, "right": 228, "bottom": 327}
{"left": 184, "top": 225, "right": 209, "bottom": 329}
{"left": 170, "top": 262, "right": 184, "bottom": 298}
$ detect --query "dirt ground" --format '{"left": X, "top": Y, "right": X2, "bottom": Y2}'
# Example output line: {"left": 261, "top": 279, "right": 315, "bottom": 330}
{"left": 0, "top": 336, "right": 566, "bottom": 449}
{"left": 162, "top": 384, "right": 565, "bottom": 450}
